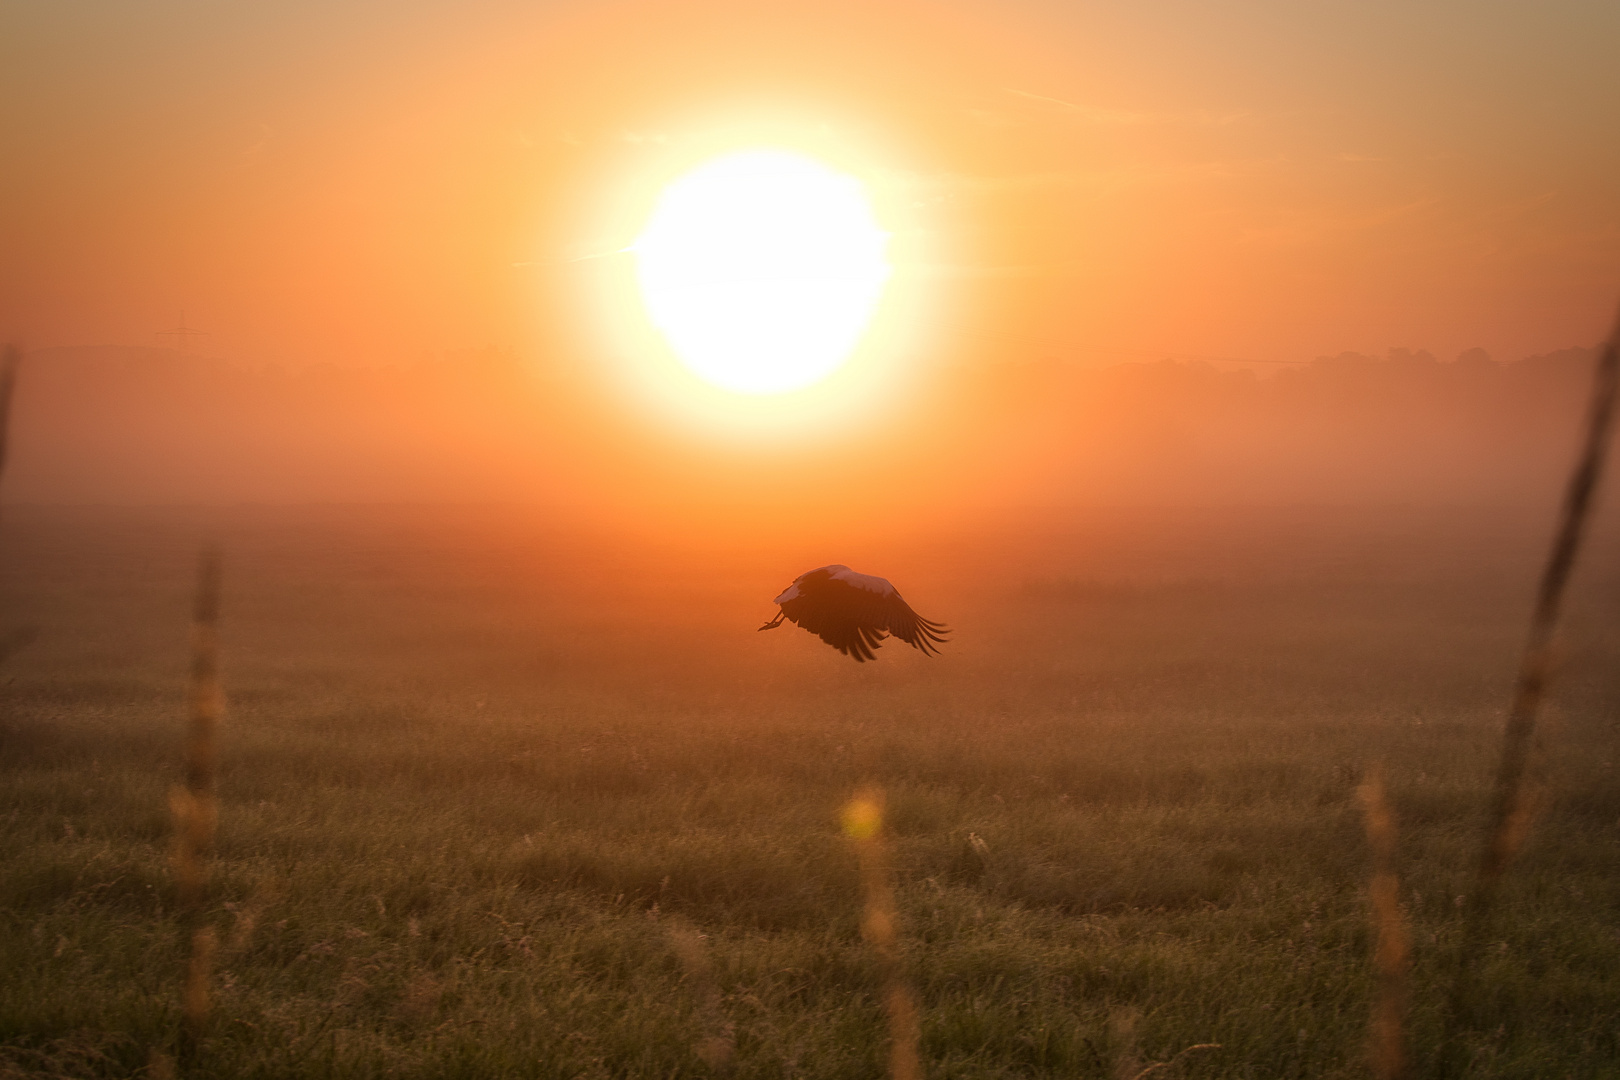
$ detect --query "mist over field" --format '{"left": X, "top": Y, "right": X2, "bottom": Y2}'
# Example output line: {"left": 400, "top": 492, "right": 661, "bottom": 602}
{"left": 5, "top": 344, "right": 1602, "bottom": 517}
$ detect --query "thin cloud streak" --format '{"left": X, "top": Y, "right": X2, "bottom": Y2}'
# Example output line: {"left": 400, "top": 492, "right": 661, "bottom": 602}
{"left": 1000, "top": 86, "right": 1253, "bottom": 127}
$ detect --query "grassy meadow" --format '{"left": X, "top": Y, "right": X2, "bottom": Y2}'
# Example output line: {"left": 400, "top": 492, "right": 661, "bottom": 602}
{"left": 2, "top": 504, "right": 1618, "bottom": 1078}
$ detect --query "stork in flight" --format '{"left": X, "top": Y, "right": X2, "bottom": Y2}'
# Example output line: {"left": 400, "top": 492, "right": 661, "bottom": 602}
{"left": 759, "top": 565, "right": 950, "bottom": 662}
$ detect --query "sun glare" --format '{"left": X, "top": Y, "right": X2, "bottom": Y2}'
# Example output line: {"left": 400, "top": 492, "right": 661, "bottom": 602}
{"left": 633, "top": 150, "right": 891, "bottom": 396}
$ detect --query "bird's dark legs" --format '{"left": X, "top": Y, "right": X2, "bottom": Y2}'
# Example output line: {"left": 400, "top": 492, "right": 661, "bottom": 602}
{"left": 757, "top": 611, "right": 786, "bottom": 631}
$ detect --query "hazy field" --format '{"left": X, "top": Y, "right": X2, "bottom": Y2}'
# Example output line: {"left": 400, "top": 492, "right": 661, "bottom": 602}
{"left": 3, "top": 503, "right": 1618, "bottom": 1078}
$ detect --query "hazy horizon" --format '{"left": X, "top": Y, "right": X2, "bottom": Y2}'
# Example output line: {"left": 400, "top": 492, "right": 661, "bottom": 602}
{"left": 3, "top": 342, "right": 1605, "bottom": 531}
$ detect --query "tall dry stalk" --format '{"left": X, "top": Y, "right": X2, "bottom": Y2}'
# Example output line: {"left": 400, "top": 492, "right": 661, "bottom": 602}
{"left": 842, "top": 787, "right": 921, "bottom": 1080}
{"left": 171, "top": 547, "right": 224, "bottom": 1056}
{"left": 0, "top": 344, "right": 19, "bottom": 489}
{"left": 1441, "top": 309, "right": 1620, "bottom": 1069}
{"left": 0, "top": 344, "right": 32, "bottom": 666}
{"left": 1357, "top": 766, "right": 1410, "bottom": 1080}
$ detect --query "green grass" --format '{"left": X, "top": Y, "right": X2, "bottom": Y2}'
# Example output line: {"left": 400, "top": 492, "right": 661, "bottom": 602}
{"left": 1, "top": 505, "right": 1617, "bottom": 1078}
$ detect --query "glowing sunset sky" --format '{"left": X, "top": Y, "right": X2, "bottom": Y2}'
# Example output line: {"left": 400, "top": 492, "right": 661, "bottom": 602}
{"left": 3, "top": 0, "right": 1617, "bottom": 371}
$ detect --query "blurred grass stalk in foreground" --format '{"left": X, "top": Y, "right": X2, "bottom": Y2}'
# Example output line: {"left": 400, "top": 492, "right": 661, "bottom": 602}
{"left": 843, "top": 787, "right": 921, "bottom": 1080}
{"left": 0, "top": 343, "right": 36, "bottom": 665}
{"left": 1357, "top": 766, "right": 1410, "bottom": 1080}
{"left": 1443, "top": 307, "right": 1620, "bottom": 1070}
{"left": 0, "top": 343, "right": 18, "bottom": 488}
{"left": 0, "top": 345, "right": 33, "bottom": 666}
{"left": 170, "top": 548, "right": 224, "bottom": 1058}
{"left": 668, "top": 918, "right": 735, "bottom": 1070}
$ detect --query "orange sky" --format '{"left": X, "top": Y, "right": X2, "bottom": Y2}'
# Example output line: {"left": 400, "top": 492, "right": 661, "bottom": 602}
{"left": 4, "top": 0, "right": 1617, "bottom": 374}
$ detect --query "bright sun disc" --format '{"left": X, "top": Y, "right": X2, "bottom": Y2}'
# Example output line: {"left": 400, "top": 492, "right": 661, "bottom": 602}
{"left": 633, "top": 150, "right": 891, "bottom": 395}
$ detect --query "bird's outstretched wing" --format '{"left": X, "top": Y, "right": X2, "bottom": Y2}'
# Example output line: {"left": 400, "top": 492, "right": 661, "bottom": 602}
{"left": 787, "top": 577, "right": 884, "bottom": 660}
{"left": 777, "top": 567, "right": 950, "bottom": 662}
{"left": 876, "top": 590, "right": 951, "bottom": 656}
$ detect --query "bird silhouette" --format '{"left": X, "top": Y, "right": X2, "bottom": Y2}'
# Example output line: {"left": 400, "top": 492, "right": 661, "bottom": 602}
{"left": 758, "top": 565, "right": 949, "bottom": 662}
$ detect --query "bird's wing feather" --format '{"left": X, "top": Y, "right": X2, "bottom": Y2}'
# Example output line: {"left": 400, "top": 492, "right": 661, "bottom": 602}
{"left": 780, "top": 576, "right": 879, "bottom": 661}
{"left": 830, "top": 570, "right": 950, "bottom": 654}
{"left": 778, "top": 573, "right": 948, "bottom": 661}
{"left": 876, "top": 590, "right": 950, "bottom": 655}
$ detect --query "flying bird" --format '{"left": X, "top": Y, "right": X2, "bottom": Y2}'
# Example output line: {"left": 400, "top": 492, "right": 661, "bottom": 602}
{"left": 758, "top": 565, "right": 949, "bottom": 662}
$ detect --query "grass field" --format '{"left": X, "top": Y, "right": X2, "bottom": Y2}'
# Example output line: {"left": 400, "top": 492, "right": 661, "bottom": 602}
{"left": 2, "top": 504, "right": 1618, "bottom": 1078}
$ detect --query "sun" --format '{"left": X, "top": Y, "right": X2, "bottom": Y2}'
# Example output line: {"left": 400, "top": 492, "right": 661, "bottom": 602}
{"left": 632, "top": 149, "right": 892, "bottom": 396}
